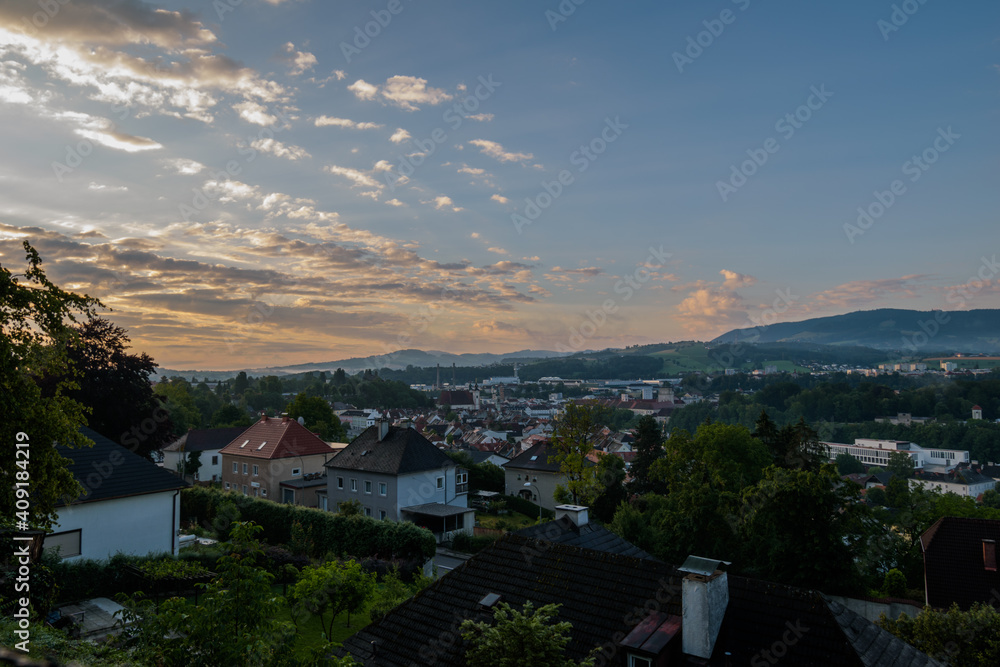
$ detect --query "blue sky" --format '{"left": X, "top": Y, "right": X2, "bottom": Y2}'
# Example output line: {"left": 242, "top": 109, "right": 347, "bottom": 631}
{"left": 0, "top": 0, "right": 997, "bottom": 369}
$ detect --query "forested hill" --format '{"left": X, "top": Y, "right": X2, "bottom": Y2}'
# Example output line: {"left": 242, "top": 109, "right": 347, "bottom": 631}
{"left": 712, "top": 308, "right": 1000, "bottom": 353}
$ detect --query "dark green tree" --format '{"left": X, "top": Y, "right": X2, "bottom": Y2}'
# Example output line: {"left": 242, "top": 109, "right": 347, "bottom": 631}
{"left": 878, "top": 602, "right": 1000, "bottom": 667}
{"left": 1, "top": 241, "right": 101, "bottom": 529}
{"left": 887, "top": 451, "right": 915, "bottom": 480}
{"left": 285, "top": 392, "right": 346, "bottom": 441}
{"left": 550, "top": 403, "right": 602, "bottom": 504}
{"left": 460, "top": 601, "right": 595, "bottom": 667}
{"left": 628, "top": 415, "right": 664, "bottom": 495}
{"left": 836, "top": 453, "right": 867, "bottom": 475}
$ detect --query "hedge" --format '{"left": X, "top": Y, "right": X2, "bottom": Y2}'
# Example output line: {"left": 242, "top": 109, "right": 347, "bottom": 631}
{"left": 181, "top": 486, "right": 437, "bottom": 561}
{"left": 500, "top": 494, "right": 555, "bottom": 520}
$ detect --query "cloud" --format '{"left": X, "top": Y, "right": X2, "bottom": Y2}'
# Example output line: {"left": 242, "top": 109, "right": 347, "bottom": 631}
{"left": 373, "top": 160, "right": 394, "bottom": 172}
{"left": 163, "top": 158, "right": 205, "bottom": 175}
{"left": 314, "top": 116, "right": 382, "bottom": 130}
{"left": 720, "top": 269, "right": 757, "bottom": 289}
{"left": 470, "top": 232, "right": 480, "bottom": 239}
{"left": 427, "top": 195, "right": 463, "bottom": 212}
{"left": 234, "top": 101, "right": 278, "bottom": 126}
{"left": 806, "top": 275, "right": 930, "bottom": 311}
{"left": 385, "top": 198, "right": 405, "bottom": 207}
{"left": 389, "top": 128, "right": 411, "bottom": 143}
{"left": 348, "top": 75, "right": 451, "bottom": 111}
{"left": 490, "top": 194, "right": 509, "bottom": 204}
{"left": 281, "top": 42, "right": 316, "bottom": 76}
{"left": 347, "top": 79, "right": 378, "bottom": 101}
{"left": 250, "top": 138, "right": 310, "bottom": 161}
{"left": 325, "top": 164, "right": 382, "bottom": 190}
{"left": 487, "top": 247, "right": 508, "bottom": 255}
{"left": 50, "top": 111, "right": 162, "bottom": 152}
{"left": 87, "top": 182, "right": 128, "bottom": 193}
{"left": 544, "top": 266, "right": 603, "bottom": 284}
{"left": 458, "top": 165, "right": 486, "bottom": 176}
{"left": 675, "top": 288, "right": 749, "bottom": 335}
{"left": 468, "top": 113, "right": 493, "bottom": 122}
{"left": 468, "top": 139, "right": 533, "bottom": 163}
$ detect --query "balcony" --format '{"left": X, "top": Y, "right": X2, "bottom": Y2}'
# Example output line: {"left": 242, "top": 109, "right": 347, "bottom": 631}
{"left": 456, "top": 483, "right": 469, "bottom": 494}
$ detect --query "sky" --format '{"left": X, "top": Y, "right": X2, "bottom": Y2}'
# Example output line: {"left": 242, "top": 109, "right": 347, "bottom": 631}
{"left": 0, "top": 0, "right": 998, "bottom": 370}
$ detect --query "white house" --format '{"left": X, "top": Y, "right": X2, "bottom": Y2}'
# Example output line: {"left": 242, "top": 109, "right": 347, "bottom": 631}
{"left": 44, "top": 427, "right": 187, "bottom": 561}
{"left": 161, "top": 426, "right": 247, "bottom": 482}
{"left": 325, "top": 421, "right": 473, "bottom": 543}
{"left": 822, "top": 439, "right": 969, "bottom": 473}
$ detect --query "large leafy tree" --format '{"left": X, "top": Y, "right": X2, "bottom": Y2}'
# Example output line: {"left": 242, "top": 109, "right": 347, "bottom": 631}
{"left": 549, "top": 402, "right": 603, "bottom": 504}
{"left": 877, "top": 602, "right": 1000, "bottom": 667}
{"left": 118, "top": 522, "right": 299, "bottom": 666}
{"left": 1, "top": 241, "right": 100, "bottom": 529}
{"left": 39, "top": 317, "right": 173, "bottom": 460}
{"left": 738, "top": 465, "right": 871, "bottom": 595}
{"left": 628, "top": 414, "right": 664, "bottom": 495}
{"left": 460, "top": 601, "right": 595, "bottom": 667}
{"left": 286, "top": 392, "right": 347, "bottom": 441}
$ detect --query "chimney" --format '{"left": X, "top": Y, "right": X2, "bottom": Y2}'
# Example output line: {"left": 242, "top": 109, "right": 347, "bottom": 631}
{"left": 554, "top": 504, "right": 588, "bottom": 527}
{"left": 678, "top": 555, "right": 730, "bottom": 660}
{"left": 378, "top": 418, "right": 390, "bottom": 442}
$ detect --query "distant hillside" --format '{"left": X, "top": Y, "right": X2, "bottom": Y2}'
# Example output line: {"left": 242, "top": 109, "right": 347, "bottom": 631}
{"left": 711, "top": 308, "right": 1000, "bottom": 354}
{"left": 158, "top": 348, "right": 569, "bottom": 380}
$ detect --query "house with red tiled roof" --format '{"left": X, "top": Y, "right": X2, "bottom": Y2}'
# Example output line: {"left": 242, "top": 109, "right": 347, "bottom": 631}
{"left": 220, "top": 415, "right": 338, "bottom": 505}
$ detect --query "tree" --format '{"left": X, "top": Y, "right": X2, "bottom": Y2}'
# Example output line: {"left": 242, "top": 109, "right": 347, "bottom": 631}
{"left": 286, "top": 392, "right": 347, "bottom": 441}
{"left": 628, "top": 415, "right": 664, "bottom": 494}
{"left": 178, "top": 450, "right": 203, "bottom": 480}
{"left": 212, "top": 403, "right": 252, "bottom": 428}
{"left": 117, "top": 522, "right": 296, "bottom": 666}
{"left": 460, "top": 601, "right": 595, "bottom": 667}
{"left": 738, "top": 466, "right": 872, "bottom": 595}
{"left": 549, "top": 403, "right": 602, "bottom": 504}
{"left": 38, "top": 317, "right": 174, "bottom": 460}
{"left": 1, "top": 241, "right": 101, "bottom": 530}
{"left": 867, "top": 486, "right": 888, "bottom": 506}
{"left": 877, "top": 602, "right": 1000, "bottom": 667}
{"left": 887, "top": 451, "right": 915, "bottom": 480}
{"left": 289, "top": 560, "right": 375, "bottom": 637}
{"left": 590, "top": 453, "right": 627, "bottom": 524}
{"left": 836, "top": 453, "right": 867, "bottom": 476}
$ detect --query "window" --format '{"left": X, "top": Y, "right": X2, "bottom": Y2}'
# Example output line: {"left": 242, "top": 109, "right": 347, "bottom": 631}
{"left": 457, "top": 471, "right": 468, "bottom": 485}
{"left": 242, "top": 485, "right": 248, "bottom": 495}
{"left": 225, "top": 482, "right": 230, "bottom": 490}
{"left": 379, "top": 509, "right": 387, "bottom": 520}
{"left": 350, "top": 478, "right": 358, "bottom": 492}
{"left": 292, "top": 468, "right": 301, "bottom": 477}
{"left": 628, "top": 656, "right": 652, "bottom": 667}
{"left": 283, "top": 488, "right": 295, "bottom": 504}
{"left": 318, "top": 495, "right": 328, "bottom": 511}
{"left": 365, "top": 480, "right": 372, "bottom": 494}
{"left": 262, "top": 488, "right": 267, "bottom": 497}
{"left": 252, "top": 464, "right": 259, "bottom": 477}
{"left": 211, "top": 455, "right": 218, "bottom": 465}
{"left": 364, "top": 506, "right": 372, "bottom": 517}
{"left": 242, "top": 463, "right": 248, "bottom": 475}
{"left": 436, "top": 476, "right": 444, "bottom": 490}
{"left": 232, "top": 462, "right": 238, "bottom": 474}
{"left": 379, "top": 482, "right": 387, "bottom": 496}
{"left": 44, "top": 530, "right": 82, "bottom": 559}
{"left": 337, "top": 476, "right": 344, "bottom": 490}
{"left": 985, "top": 540, "right": 997, "bottom": 571}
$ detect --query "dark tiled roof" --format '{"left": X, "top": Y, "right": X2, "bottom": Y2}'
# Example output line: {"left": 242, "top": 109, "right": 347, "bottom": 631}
{"left": 515, "top": 516, "right": 654, "bottom": 560}
{"left": 503, "top": 442, "right": 562, "bottom": 473}
{"left": 438, "top": 390, "right": 475, "bottom": 405}
{"left": 58, "top": 427, "right": 187, "bottom": 505}
{"left": 920, "top": 516, "right": 1000, "bottom": 609}
{"left": 468, "top": 450, "right": 508, "bottom": 465}
{"left": 325, "top": 425, "right": 453, "bottom": 475}
{"left": 219, "top": 416, "right": 333, "bottom": 460}
{"left": 339, "top": 535, "right": 941, "bottom": 667}
{"left": 163, "top": 426, "right": 248, "bottom": 453}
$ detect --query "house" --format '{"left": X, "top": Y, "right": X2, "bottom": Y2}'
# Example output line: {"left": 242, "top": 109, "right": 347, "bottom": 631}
{"left": 909, "top": 468, "right": 997, "bottom": 499}
{"left": 219, "top": 415, "right": 337, "bottom": 505}
{"left": 43, "top": 427, "right": 187, "bottom": 561}
{"left": 467, "top": 450, "right": 509, "bottom": 467}
{"left": 822, "top": 439, "right": 970, "bottom": 473}
{"left": 515, "top": 505, "right": 653, "bottom": 560}
{"left": 503, "top": 442, "right": 571, "bottom": 512}
{"left": 161, "top": 426, "right": 247, "bottom": 482}
{"left": 325, "top": 421, "right": 473, "bottom": 543}
{"left": 921, "top": 516, "right": 1000, "bottom": 610}
{"left": 437, "top": 389, "right": 478, "bottom": 410}
{"left": 338, "top": 534, "right": 941, "bottom": 666}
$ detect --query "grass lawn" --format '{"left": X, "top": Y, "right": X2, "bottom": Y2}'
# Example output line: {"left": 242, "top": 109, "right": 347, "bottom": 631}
{"left": 276, "top": 592, "right": 371, "bottom": 662}
{"left": 476, "top": 511, "right": 537, "bottom": 530}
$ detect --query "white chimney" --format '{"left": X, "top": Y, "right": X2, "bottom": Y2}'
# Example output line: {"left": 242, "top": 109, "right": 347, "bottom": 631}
{"left": 378, "top": 418, "right": 390, "bottom": 442}
{"left": 554, "top": 504, "right": 588, "bottom": 527}
{"left": 678, "top": 556, "right": 730, "bottom": 660}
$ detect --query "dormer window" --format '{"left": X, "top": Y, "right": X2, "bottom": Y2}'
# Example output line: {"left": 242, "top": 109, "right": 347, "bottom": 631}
{"left": 985, "top": 539, "right": 997, "bottom": 571}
